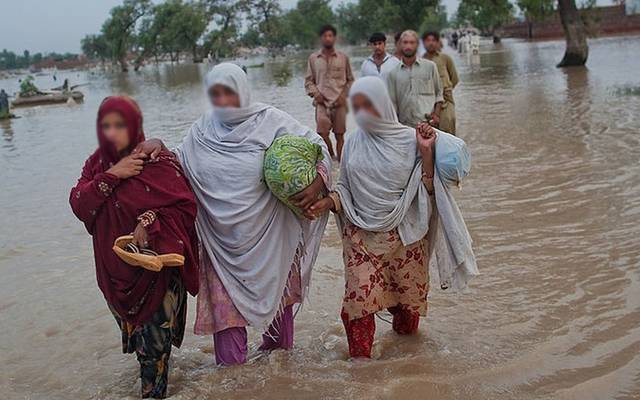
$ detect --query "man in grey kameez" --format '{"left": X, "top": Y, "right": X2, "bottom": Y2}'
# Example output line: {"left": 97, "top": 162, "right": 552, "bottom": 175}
{"left": 386, "top": 30, "right": 443, "bottom": 129}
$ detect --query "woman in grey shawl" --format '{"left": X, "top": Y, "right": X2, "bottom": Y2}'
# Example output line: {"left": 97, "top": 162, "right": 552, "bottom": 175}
{"left": 135, "top": 63, "right": 331, "bottom": 365}
{"left": 308, "top": 76, "right": 477, "bottom": 359}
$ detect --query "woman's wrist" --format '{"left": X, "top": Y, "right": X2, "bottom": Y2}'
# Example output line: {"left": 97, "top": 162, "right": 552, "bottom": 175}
{"left": 95, "top": 172, "right": 121, "bottom": 197}
{"left": 105, "top": 167, "right": 121, "bottom": 179}
{"left": 422, "top": 171, "right": 434, "bottom": 180}
{"left": 419, "top": 145, "right": 434, "bottom": 157}
{"left": 137, "top": 210, "right": 157, "bottom": 228}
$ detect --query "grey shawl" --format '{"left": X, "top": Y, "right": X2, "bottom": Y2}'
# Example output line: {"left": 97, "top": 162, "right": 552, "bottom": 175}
{"left": 335, "top": 77, "right": 431, "bottom": 245}
{"left": 176, "top": 63, "right": 331, "bottom": 329}
{"left": 337, "top": 77, "right": 478, "bottom": 290}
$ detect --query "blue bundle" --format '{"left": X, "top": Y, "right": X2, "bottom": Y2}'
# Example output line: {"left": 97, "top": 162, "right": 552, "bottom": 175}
{"left": 434, "top": 130, "right": 471, "bottom": 187}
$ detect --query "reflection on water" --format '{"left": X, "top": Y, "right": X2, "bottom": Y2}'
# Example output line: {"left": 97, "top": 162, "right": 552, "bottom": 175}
{"left": 269, "top": 63, "right": 294, "bottom": 87}
{"left": 1, "top": 119, "right": 15, "bottom": 143}
{"left": 1, "top": 36, "right": 640, "bottom": 400}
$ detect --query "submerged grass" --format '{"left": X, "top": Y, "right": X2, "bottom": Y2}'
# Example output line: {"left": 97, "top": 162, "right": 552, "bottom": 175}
{"left": 613, "top": 85, "right": 640, "bottom": 96}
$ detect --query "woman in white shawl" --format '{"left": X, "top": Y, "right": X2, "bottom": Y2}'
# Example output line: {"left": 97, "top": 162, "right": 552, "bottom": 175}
{"left": 308, "top": 76, "right": 476, "bottom": 359}
{"left": 135, "top": 63, "right": 331, "bottom": 365}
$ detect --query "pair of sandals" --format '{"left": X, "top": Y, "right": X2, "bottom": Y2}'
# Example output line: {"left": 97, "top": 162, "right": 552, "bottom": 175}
{"left": 112, "top": 235, "right": 184, "bottom": 272}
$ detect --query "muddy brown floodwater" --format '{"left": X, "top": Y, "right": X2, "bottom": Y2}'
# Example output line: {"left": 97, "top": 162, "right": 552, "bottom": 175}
{"left": 1, "top": 36, "right": 640, "bottom": 400}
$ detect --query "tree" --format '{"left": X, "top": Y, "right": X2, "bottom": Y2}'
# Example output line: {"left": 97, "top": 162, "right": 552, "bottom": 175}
{"left": 131, "top": 1, "right": 207, "bottom": 68}
{"left": 101, "top": 0, "right": 151, "bottom": 72}
{"left": 517, "top": 0, "right": 554, "bottom": 38}
{"left": 556, "top": 0, "right": 588, "bottom": 66}
{"left": 242, "top": 0, "right": 285, "bottom": 48}
{"left": 173, "top": 1, "right": 208, "bottom": 62}
{"left": 202, "top": 0, "right": 241, "bottom": 58}
{"left": 284, "top": 0, "right": 335, "bottom": 48}
{"left": 456, "top": 0, "right": 514, "bottom": 42}
{"left": 335, "top": 2, "right": 369, "bottom": 44}
{"left": 0, "top": 49, "right": 35, "bottom": 70}
{"left": 81, "top": 34, "right": 110, "bottom": 64}
{"left": 134, "top": 14, "right": 163, "bottom": 69}
{"left": 239, "top": 28, "right": 261, "bottom": 48}
{"left": 419, "top": 4, "right": 448, "bottom": 33}
{"left": 386, "top": 0, "right": 442, "bottom": 31}
{"left": 31, "top": 53, "right": 43, "bottom": 65}
{"left": 336, "top": 0, "right": 443, "bottom": 44}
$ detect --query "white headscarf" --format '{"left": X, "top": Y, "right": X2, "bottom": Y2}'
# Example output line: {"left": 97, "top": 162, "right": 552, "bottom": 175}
{"left": 176, "top": 63, "right": 331, "bottom": 329}
{"left": 336, "top": 76, "right": 431, "bottom": 245}
{"left": 203, "top": 63, "right": 270, "bottom": 130}
{"left": 337, "top": 76, "right": 478, "bottom": 290}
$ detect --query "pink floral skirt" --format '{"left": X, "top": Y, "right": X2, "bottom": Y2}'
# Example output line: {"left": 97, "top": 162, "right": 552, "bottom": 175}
{"left": 340, "top": 220, "right": 430, "bottom": 322}
{"left": 194, "top": 247, "right": 302, "bottom": 335}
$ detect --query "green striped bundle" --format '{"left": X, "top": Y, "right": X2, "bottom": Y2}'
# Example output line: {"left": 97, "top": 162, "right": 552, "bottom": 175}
{"left": 264, "top": 135, "right": 323, "bottom": 217}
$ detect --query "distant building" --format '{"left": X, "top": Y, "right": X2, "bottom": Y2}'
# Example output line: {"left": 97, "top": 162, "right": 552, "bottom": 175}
{"left": 501, "top": 4, "right": 640, "bottom": 39}
{"left": 627, "top": 0, "right": 640, "bottom": 15}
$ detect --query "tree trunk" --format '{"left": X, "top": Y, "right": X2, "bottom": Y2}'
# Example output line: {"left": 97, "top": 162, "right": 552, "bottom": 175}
{"left": 528, "top": 21, "right": 533, "bottom": 39}
{"left": 119, "top": 57, "right": 129, "bottom": 72}
{"left": 557, "top": 0, "right": 588, "bottom": 67}
{"left": 192, "top": 45, "right": 201, "bottom": 63}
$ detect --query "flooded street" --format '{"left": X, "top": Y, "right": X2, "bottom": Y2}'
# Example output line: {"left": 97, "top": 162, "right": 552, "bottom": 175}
{"left": 1, "top": 36, "right": 640, "bottom": 399}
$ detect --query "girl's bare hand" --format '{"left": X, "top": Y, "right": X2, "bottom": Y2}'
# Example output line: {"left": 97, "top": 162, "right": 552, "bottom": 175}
{"left": 132, "top": 222, "right": 149, "bottom": 247}
{"left": 106, "top": 153, "right": 147, "bottom": 179}
{"left": 416, "top": 124, "right": 436, "bottom": 153}
{"left": 132, "top": 138, "right": 165, "bottom": 161}
{"left": 290, "top": 175, "right": 325, "bottom": 211}
{"left": 304, "top": 197, "right": 334, "bottom": 220}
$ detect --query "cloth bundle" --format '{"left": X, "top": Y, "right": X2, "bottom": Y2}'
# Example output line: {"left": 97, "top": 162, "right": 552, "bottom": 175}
{"left": 434, "top": 129, "right": 471, "bottom": 187}
{"left": 264, "top": 134, "right": 323, "bottom": 217}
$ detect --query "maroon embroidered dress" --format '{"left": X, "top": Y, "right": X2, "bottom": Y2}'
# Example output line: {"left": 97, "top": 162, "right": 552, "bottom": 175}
{"left": 69, "top": 96, "right": 199, "bottom": 398}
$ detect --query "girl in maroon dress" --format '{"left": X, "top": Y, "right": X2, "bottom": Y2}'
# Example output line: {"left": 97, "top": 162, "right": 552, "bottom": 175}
{"left": 69, "top": 96, "right": 199, "bottom": 398}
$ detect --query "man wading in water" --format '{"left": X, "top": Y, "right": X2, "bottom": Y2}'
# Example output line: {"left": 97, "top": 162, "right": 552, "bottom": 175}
{"left": 423, "top": 31, "right": 459, "bottom": 134}
{"left": 304, "top": 24, "right": 354, "bottom": 161}
{"left": 360, "top": 32, "right": 400, "bottom": 80}
{"left": 386, "top": 30, "right": 443, "bottom": 129}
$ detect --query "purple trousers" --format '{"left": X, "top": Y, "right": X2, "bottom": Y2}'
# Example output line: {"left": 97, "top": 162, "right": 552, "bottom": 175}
{"left": 213, "top": 305, "right": 295, "bottom": 366}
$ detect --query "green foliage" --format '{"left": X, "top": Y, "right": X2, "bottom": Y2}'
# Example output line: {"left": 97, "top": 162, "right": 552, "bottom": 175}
{"left": 420, "top": 4, "right": 448, "bottom": 33}
{"left": 100, "top": 0, "right": 152, "bottom": 70}
{"left": 335, "top": 3, "right": 369, "bottom": 44}
{"left": 0, "top": 49, "right": 19, "bottom": 70}
{"left": 336, "top": 0, "right": 443, "bottom": 44}
{"left": 456, "top": 0, "right": 514, "bottom": 36}
{"left": 239, "top": 28, "right": 262, "bottom": 49}
{"left": 202, "top": 0, "right": 241, "bottom": 58}
{"left": 284, "top": 0, "right": 335, "bottom": 48}
{"left": 80, "top": 0, "right": 447, "bottom": 66}
{"left": 517, "top": 0, "right": 555, "bottom": 21}
{"left": 241, "top": 0, "right": 287, "bottom": 48}
{"left": 151, "top": 1, "right": 208, "bottom": 61}
{"left": 19, "top": 76, "right": 40, "bottom": 97}
{"left": 81, "top": 34, "right": 110, "bottom": 61}
{"left": 0, "top": 49, "right": 76, "bottom": 71}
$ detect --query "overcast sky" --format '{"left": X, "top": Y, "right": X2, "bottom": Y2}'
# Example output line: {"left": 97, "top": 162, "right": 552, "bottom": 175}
{"left": 0, "top": 0, "right": 610, "bottom": 53}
